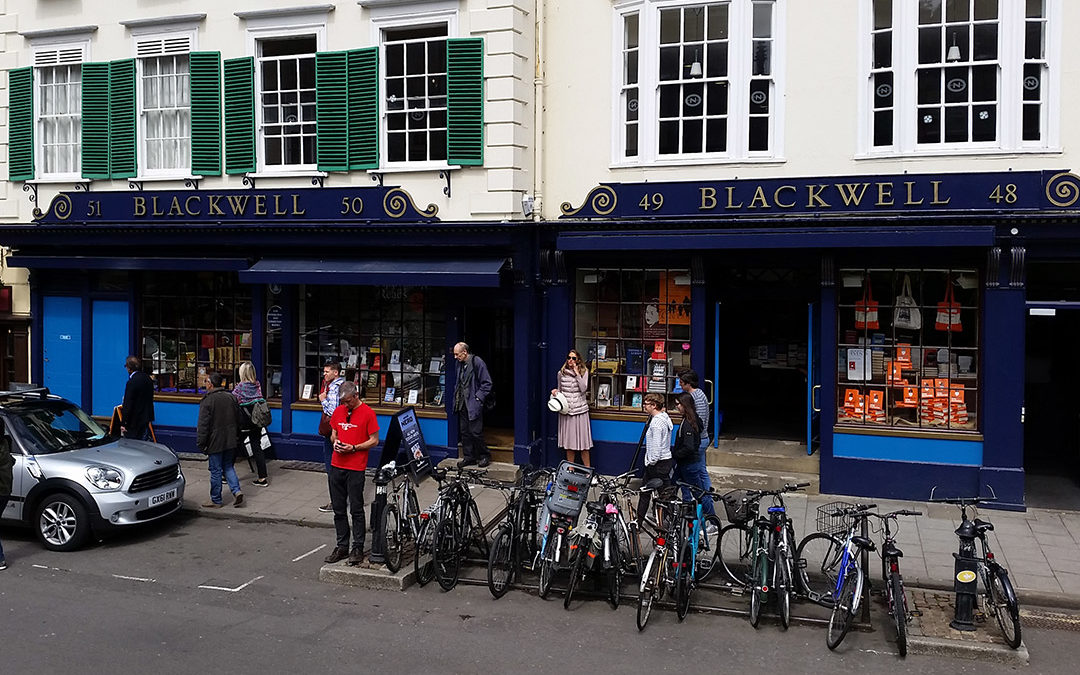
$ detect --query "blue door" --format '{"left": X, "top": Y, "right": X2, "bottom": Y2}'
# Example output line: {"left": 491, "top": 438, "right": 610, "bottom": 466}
{"left": 807, "top": 302, "right": 821, "bottom": 455}
{"left": 43, "top": 296, "right": 83, "bottom": 405}
{"left": 92, "top": 300, "right": 130, "bottom": 417}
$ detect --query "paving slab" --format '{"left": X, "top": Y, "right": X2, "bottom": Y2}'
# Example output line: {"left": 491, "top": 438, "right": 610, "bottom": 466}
{"left": 906, "top": 589, "right": 1029, "bottom": 665}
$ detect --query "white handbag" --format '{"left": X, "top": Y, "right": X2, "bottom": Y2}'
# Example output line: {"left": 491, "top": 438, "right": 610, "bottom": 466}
{"left": 892, "top": 274, "right": 922, "bottom": 331}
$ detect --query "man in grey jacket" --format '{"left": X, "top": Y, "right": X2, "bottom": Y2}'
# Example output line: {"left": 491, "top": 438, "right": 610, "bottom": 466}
{"left": 452, "top": 341, "right": 493, "bottom": 468}
{"left": 197, "top": 372, "right": 244, "bottom": 508}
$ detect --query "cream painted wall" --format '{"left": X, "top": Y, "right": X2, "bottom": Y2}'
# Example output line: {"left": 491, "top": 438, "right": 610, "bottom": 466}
{"left": 543, "top": 0, "right": 1078, "bottom": 218}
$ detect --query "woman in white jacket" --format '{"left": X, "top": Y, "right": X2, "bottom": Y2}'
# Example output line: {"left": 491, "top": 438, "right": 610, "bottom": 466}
{"left": 637, "top": 393, "right": 673, "bottom": 521}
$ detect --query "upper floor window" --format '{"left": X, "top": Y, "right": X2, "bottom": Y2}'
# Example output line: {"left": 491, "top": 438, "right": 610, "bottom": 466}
{"left": 136, "top": 33, "right": 193, "bottom": 175}
{"left": 617, "top": 0, "right": 782, "bottom": 164}
{"left": 383, "top": 24, "right": 448, "bottom": 164}
{"left": 258, "top": 36, "right": 317, "bottom": 169}
{"left": 866, "top": 0, "right": 1056, "bottom": 154}
{"left": 33, "top": 44, "right": 85, "bottom": 178}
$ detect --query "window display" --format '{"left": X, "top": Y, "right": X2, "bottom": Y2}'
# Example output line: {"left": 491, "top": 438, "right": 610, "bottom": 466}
{"left": 140, "top": 272, "right": 252, "bottom": 393}
{"left": 575, "top": 268, "right": 692, "bottom": 413}
{"left": 836, "top": 268, "right": 979, "bottom": 431}
{"left": 298, "top": 285, "right": 446, "bottom": 410}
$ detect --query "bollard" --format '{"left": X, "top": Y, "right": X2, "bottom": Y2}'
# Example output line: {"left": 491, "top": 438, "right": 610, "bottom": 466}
{"left": 368, "top": 463, "right": 394, "bottom": 564}
{"left": 950, "top": 518, "right": 979, "bottom": 631}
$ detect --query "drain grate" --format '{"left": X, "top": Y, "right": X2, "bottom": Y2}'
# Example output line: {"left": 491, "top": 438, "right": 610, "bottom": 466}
{"left": 278, "top": 460, "right": 328, "bottom": 472}
{"left": 1019, "top": 608, "right": 1080, "bottom": 632}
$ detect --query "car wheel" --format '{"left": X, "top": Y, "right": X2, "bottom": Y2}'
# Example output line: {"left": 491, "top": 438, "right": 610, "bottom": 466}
{"left": 36, "top": 493, "right": 91, "bottom": 552}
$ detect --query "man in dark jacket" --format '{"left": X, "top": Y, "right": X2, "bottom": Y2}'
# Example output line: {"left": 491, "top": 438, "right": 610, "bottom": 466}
{"left": 121, "top": 355, "right": 155, "bottom": 441}
{"left": 0, "top": 421, "right": 13, "bottom": 570}
{"left": 197, "top": 372, "right": 244, "bottom": 508}
{"left": 452, "top": 341, "right": 493, "bottom": 468}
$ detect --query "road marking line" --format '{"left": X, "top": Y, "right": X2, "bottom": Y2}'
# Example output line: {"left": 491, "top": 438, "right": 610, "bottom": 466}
{"left": 292, "top": 544, "right": 327, "bottom": 562}
{"left": 32, "top": 564, "right": 64, "bottom": 571}
{"left": 113, "top": 574, "right": 155, "bottom": 583}
{"left": 198, "top": 575, "right": 265, "bottom": 593}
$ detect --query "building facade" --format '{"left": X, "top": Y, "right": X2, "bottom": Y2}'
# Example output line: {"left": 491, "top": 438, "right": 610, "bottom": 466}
{"left": 3, "top": 0, "right": 1080, "bottom": 509}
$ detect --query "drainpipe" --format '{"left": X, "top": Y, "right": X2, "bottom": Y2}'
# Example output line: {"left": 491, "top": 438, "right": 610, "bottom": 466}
{"left": 532, "top": 0, "right": 546, "bottom": 222}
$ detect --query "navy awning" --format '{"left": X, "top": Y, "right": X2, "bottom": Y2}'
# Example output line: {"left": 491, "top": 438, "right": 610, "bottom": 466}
{"left": 4, "top": 256, "right": 250, "bottom": 271}
{"left": 238, "top": 258, "right": 508, "bottom": 287}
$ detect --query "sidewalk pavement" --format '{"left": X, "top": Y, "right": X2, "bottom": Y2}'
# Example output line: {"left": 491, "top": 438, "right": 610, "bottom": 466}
{"left": 178, "top": 456, "right": 1080, "bottom": 608}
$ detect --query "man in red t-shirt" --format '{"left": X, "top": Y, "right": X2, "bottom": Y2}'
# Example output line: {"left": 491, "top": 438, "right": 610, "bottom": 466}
{"left": 323, "top": 381, "right": 380, "bottom": 566}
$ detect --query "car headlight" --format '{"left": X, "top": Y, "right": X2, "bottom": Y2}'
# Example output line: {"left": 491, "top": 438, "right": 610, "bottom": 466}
{"left": 86, "top": 466, "right": 124, "bottom": 491}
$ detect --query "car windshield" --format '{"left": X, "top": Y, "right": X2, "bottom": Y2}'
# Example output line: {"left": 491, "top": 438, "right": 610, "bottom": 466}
{"left": 8, "top": 400, "right": 110, "bottom": 454}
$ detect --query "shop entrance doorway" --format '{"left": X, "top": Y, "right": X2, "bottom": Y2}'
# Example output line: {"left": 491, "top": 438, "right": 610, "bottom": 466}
{"left": 712, "top": 266, "right": 818, "bottom": 442}
{"left": 1024, "top": 305, "right": 1080, "bottom": 509}
{"left": 461, "top": 305, "right": 514, "bottom": 449}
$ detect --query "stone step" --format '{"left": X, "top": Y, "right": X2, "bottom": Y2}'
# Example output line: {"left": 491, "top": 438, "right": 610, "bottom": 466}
{"left": 706, "top": 465, "right": 821, "bottom": 496}
{"left": 436, "top": 458, "right": 520, "bottom": 483}
{"left": 706, "top": 438, "right": 819, "bottom": 474}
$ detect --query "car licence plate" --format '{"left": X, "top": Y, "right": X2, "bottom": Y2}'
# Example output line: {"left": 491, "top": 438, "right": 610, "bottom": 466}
{"left": 150, "top": 488, "right": 177, "bottom": 506}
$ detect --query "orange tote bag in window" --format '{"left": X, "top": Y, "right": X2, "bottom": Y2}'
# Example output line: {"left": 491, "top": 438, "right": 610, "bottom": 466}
{"left": 855, "top": 278, "right": 880, "bottom": 330}
{"left": 935, "top": 279, "right": 963, "bottom": 332}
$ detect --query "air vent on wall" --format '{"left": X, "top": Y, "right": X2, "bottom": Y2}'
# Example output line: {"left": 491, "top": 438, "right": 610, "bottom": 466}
{"left": 34, "top": 47, "right": 85, "bottom": 66}
{"left": 136, "top": 34, "right": 192, "bottom": 57}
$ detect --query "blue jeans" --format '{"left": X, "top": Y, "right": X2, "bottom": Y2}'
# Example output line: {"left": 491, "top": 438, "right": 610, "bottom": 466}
{"left": 208, "top": 449, "right": 241, "bottom": 504}
{"left": 677, "top": 455, "right": 715, "bottom": 517}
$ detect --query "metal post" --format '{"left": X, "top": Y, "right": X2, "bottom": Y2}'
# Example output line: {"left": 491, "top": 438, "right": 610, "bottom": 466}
{"left": 950, "top": 520, "right": 979, "bottom": 631}
{"left": 368, "top": 466, "right": 392, "bottom": 564}
{"left": 860, "top": 516, "right": 872, "bottom": 624}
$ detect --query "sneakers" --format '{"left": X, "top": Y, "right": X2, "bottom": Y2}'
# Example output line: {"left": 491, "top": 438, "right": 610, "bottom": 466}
{"left": 202, "top": 501, "right": 223, "bottom": 509}
{"left": 324, "top": 546, "right": 349, "bottom": 564}
{"left": 318, "top": 503, "right": 334, "bottom": 513}
{"left": 478, "top": 456, "right": 491, "bottom": 468}
{"left": 233, "top": 492, "right": 245, "bottom": 508}
{"left": 0, "top": 557, "right": 7, "bottom": 571}
{"left": 252, "top": 478, "right": 270, "bottom": 487}
{"left": 457, "top": 458, "right": 477, "bottom": 469}
{"left": 348, "top": 548, "right": 365, "bottom": 566}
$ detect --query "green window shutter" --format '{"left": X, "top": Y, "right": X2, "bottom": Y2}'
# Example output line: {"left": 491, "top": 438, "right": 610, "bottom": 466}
{"left": 347, "top": 47, "right": 379, "bottom": 170}
{"left": 446, "top": 38, "right": 484, "bottom": 166}
{"left": 109, "top": 59, "right": 137, "bottom": 178}
{"left": 7, "top": 67, "right": 34, "bottom": 181}
{"left": 223, "top": 56, "right": 256, "bottom": 175}
{"left": 190, "top": 51, "right": 222, "bottom": 176}
{"left": 81, "top": 62, "right": 111, "bottom": 179}
{"left": 315, "top": 51, "right": 348, "bottom": 172}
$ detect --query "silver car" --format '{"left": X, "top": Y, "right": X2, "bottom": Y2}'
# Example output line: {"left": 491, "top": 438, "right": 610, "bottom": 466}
{"left": 0, "top": 389, "right": 185, "bottom": 551}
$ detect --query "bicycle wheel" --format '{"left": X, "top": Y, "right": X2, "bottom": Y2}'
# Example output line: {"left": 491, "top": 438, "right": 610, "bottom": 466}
{"left": 413, "top": 516, "right": 437, "bottom": 587}
{"left": 749, "top": 550, "right": 767, "bottom": 629}
{"left": 777, "top": 547, "right": 793, "bottom": 630}
{"left": 487, "top": 524, "right": 514, "bottom": 599}
{"left": 432, "top": 518, "right": 460, "bottom": 592}
{"left": 676, "top": 535, "right": 694, "bottom": 621}
{"left": 797, "top": 532, "right": 844, "bottom": 607}
{"left": 538, "top": 533, "right": 557, "bottom": 600}
{"left": 615, "top": 516, "right": 637, "bottom": 575}
{"left": 637, "top": 550, "right": 661, "bottom": 631}
{"left": 695, "top": 515, "right": 723, "bottom": 583}
{"left": 381, "top": 504, "right": 402, "bottom": 573}
{"left": 890, "top": 571, "right": 908, "bottom": 657}
{"left": 607, "top": 532, "right": 622, "bottom": 610}
{"left": 989, "top": 568, "right": 1022, "bottom": 649}
{"left": 826, "top": 568, "right": 859, "bottom": 650}
{"left": 563, "top": 543, "right": 584, "bottom": 610}
{"left": 718, "top": 524, "right": 753, "bottom": 587}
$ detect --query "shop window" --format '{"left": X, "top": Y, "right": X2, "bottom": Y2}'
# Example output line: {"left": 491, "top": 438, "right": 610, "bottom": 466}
{"left": 264, "top": 287, "right": 285, "bottom": 400}
{"left": 140, "top": 273, "right": 252, "bottom": 394}
{"left": 836, "top": 268, "right": 979, "bottom": 432}
{"left": 575, "top": 268, "right": 693, "bottom": 413}
{"left": 865, "top": 0, "right": 1055, "bottom": 154}
{"left": 298, "top": 286, "right": 446, "bottom": 410}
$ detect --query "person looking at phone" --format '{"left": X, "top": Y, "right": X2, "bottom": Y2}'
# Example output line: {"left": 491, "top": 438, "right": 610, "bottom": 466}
{"left": 323, "top": 381, "right": 380, "bottom": 566}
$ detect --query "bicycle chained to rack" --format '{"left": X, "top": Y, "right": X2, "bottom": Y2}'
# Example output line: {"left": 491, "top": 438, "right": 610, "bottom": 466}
{"left": 420, "top": 466, "right": 494, "bottom": 591}
{"left": 667, "top": 481, "right": 724, "bottom": 621}
{"left": 486, "top": 465, "right": 554, "bottom": 599}
{"left": 716, "top": 482, "right": 810, "bottom": 629}
{"left": 536, "top": 461, "right": 596, "bottom": 600}
{"left": 929, "top": 486, "right": 1022, "bottom": 649}
{"left": 635, "top": 483, "right": 683, "bottom": 631}
{"left": 374, "top": 458, "right": 425, "bottom": 574}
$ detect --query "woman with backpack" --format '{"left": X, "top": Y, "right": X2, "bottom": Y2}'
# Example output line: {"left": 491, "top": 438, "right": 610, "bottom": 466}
{"left": 234, "top": 361, "right": 271, "bottom": 487}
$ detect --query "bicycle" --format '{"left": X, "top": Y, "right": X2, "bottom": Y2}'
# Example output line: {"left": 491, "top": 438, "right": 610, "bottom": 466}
{"left": 671, "top": 482, "right": 724, "bottom": 621}
{"left": 929, "top": 487, "right": 1022, "bottom": 649}
{"left": 636, "top": 485, "right": 682, "bottom": 631}
{"left": 375, "top": 459, "right": 423, "bottom": 574}
{"left": 429, "top": 467, "right": 492, "bottom": 591}
{"left": 413, "top": 467, "right": 448, "bottom": 587}
{"left": 535, "top": 461, "right": 594, "bottom": 600}
{"left": 486, "top": 466, "right": 552, "bottom": 599}
{"left": 563, "top": 470, "right": 638, "bottom": 610}
{"left": 717, "top": 482, "right": 809, "bottom": 629}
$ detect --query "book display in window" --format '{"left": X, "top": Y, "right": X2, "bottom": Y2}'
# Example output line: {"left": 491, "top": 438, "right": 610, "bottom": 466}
{"left": 836, "top": 268, "right": 978, "bottom": 431}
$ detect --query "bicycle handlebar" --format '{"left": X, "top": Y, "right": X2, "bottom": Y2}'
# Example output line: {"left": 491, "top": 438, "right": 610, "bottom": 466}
{"left": 828, "top": 503, "right": 877, "bottom": 518}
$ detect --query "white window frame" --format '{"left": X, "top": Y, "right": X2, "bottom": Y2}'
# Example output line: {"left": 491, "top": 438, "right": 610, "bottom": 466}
{"left": 131, "top": 27, "right": 198, "bottom": 179}
{"left": 370, "top": 3, "right": 458, "bottom": 172}
{"left": 245, "top": 14, "right": 327, "bottom": 174}
{"left": 31, "top": 38, "right": 90, "bottom": 181}
{"left": 857, "top": 0, "right": 1062, "bottom": 158}
{"left": 611, "top": 0, "right": 787, "bottom": 168}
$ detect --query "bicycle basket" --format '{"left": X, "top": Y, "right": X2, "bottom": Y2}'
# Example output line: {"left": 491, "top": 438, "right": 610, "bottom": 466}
{"left": 721, "top": 490, "right": 758, "bottom": 526}
{"left": 816, "top": 501, "right": 856, "bottom": 536}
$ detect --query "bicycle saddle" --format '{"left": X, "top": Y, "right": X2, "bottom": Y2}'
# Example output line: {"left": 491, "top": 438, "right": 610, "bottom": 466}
{"left": 851, "top": 535, "right": 877, "bottom": 552}
{"left": 586, "top": 501, "right": 607, "bottom": 517}
{"left": 641, "top": 478, "right": 664, "bottom": 492}
{"left": 973, "top": 518, "right": 995, "bottom": 533}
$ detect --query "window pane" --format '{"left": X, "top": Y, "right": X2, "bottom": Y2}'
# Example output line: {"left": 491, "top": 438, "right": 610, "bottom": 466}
{"left": 705, "top": 118, "right": 727, "bottom": 152}
{"left": 873, "top": 32, "right": 892, "bottom": 68}
{"left": 659, "top": 120, "right": 679, "bottom": 154}
{"left": 387, "top": 44, "right": 404, "bottom": 77}
{"left": 1026, "top": 0, "right": 1044, "bottom": 18}
{"left": 659, "top": 84, "right": 680, "bottom": 118}
{"left": 944, "top": 106, "right": 968, "bottom": 142}
{"left": 659, "top": 46, "right": 680, "bottom": 81}
{"left": 1022, "top": 103, "right": 1041, "bottom": 141}
{"left": 752, "top": 2, "right": 773, "bottom": 38}
{"left": 874, "top": 0, "right": 892, "bottom": 29}
{"left": 752, "top": 40, "right": 771, "bottom": 75}
{"left": 919, "top": 0, "right": 942, "bottom": 24}
{"left": 682, "top": 82, "right": 703, "bottom": 116}
{"left": 626, "top": 122, "right": 639, "bottom": 157}
{"left": 748, "top": 116, "right": 769, "bottom": 151}
{"left": 1023, "top": 64, "right": 1041, "bottom": 101}
{"left": 918, "top": 108, "right": 940, "bottom": 143}
{"left": 971, "top": 65, "right": 996, "bottom": 101}
{"left": 625, "top": 13, "right": 640, "bottom": 48}
{"left": 706, "top": 42, "right": 728, "bottom": 78}
{"left": 749, "top": 80, "right": 770, "bottom": 113}
{"left": 660, "top": 9, "right": 681, "bottom": 44}
{"left": 1025, "top": 21, "right": 1044, "bottom": 59}
{"left": 917, "top": 69, "right": 941, "bottom": 104}
{"left": 682, "top": 118, "right": 703, "bottom": 153}
{"left": 685, "top": 6, "right": 705, "bottom": 42}
{"left": 972, "top": 23, "right": 998, "bottom": 61}
{"left": 944, "top": 67, "right": 969, "bottom": 103}
{"left": 873, "top": 110, "right": 893, "bottom": 146}
{"left": 874, "top": 71, "right": 894, "bottom": 108}
{"left": 972, "top": 104, "right": 995, "bottom": 141}
{"left": 975, "top": 0, "right": 998, "bottom": 20}
{"left": 918, "top": 26, "right": 942, "bottom": 64}
{"left": 707, "top": 5, "right": 729, "bottom": 39}
{"left": 706, "top": 81, "right": 728, "bottom": 115}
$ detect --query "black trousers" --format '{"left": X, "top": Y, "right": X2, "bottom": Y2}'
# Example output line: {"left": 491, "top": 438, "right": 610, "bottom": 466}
{"left": 241, "top": 427, "right": 268, "bottom": 479}
{"left": 328, "top": 465, "right": 366, "bottom": 550}
{"left": 458, "top": 412, "right": 489, "bottom": 461}
{"left": 637, "top": 458, "right": 674, "bottom": 522}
